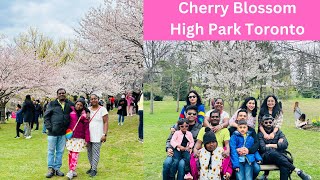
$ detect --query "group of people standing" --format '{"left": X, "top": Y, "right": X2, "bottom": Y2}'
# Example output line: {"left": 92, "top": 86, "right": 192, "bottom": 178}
{"left": 43, "top": 88, "right": 109, "bottom": 179}
{"left": 163, "top": 90, "right": 312, "bottom": 180}
{"left": 15, "top": 95, "right": 44, "bottom": 139}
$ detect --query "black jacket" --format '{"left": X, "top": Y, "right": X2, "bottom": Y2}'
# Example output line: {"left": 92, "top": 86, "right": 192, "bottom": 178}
{"left": 44, "top": 99, "right": 75, "bottom": 136}
{"left": 258, "top": 129, "right": 288, "bottom": 157}
{"left": 21, "top": 100, "right": 35, "bottom": 122}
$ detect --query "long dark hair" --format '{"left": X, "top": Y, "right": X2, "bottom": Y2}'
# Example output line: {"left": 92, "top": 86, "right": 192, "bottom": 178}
{"left": 240, "top": 97, "right": 257, "bottom": 117}
{"left": 185, "top": 90, "right": 202, "bottom": 106}
{"left": 259, "top": 95, "right": 281, "bottom": 118}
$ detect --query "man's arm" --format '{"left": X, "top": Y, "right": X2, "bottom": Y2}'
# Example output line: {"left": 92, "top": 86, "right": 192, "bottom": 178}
{"left": 248, "top": 129, "right": 259, "bottom": 154}
{"left": 43, "top": 102, "right": 53, "bottom": 131}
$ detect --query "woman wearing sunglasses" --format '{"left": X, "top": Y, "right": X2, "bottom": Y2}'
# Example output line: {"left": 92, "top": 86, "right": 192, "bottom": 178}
{"left": 229, "top": 97, "right": 258, "bottom": 130}
{"left": 179, "top": 90, "right": 205, "bottom": 124}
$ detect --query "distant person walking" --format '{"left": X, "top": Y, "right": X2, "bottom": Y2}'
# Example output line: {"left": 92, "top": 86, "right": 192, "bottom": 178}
{"left": 21, "top": 95, "right": 35, "bottom": 139}
{"left": 32, "top": 100, "right": 42, "bottom": 130}
{"left": 117, "top": 95, "right": 127, "bottom": 126}
{"left": 126, "top": 92, "right": 134, "bottom": 116}
{"left": 14, "top": 104, "right": 24, "bottom": 138}
{"left": 137, "top": 91, "right": 143, "bottom": 143}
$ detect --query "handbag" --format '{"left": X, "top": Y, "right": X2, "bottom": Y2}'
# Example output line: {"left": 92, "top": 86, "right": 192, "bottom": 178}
{"left": 65, "top": 106, "right": 102, "bottom": 139}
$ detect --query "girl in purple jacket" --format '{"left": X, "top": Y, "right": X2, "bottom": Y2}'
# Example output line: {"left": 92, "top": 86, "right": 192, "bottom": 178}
{"left": 66, "top": 99, "right": 90, "bottom": 180}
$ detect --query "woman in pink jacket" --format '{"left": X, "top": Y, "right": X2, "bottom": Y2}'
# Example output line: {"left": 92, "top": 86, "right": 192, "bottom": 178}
{"left": 65, "top": 99, "right": 90, "bottom": 180}
{"left": 170, "top": 119, "right": 194, "bottom": 180}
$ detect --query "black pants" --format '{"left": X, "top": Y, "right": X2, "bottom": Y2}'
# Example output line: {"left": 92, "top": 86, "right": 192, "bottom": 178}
{"left": 138, "top": 110, "right": 143, "bottom": 139}
{"left": 31, "top": 113, "right": 39, "bottom": 130}
{"left": 16, "top": 122, "right": 24, "bottom": 137}
{"left": 263, "top": 151, "right": 295, "bottom": 180}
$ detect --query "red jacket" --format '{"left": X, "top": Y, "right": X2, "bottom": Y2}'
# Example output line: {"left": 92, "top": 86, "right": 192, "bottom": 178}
{"left": 68, "top": 107, "right": 90, "bottom": 143}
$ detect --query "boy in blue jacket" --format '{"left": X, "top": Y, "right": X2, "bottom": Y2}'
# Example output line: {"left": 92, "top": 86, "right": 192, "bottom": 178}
{"left": 15, "top": 104, "right": 24, "bottom": 138}
{"left": 230, "top": 120, "right": 262, "bottom": 180}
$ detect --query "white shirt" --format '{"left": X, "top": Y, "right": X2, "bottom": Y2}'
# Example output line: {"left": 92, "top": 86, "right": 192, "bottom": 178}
{"left": 205, "top": 109, "right": 230, "bottom": 124}
{"left": 89, "top": 106, "right": 108, "bottom": 142}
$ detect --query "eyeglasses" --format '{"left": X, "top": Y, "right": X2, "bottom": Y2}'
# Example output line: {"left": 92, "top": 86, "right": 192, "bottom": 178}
{"left": 211, "top": 116, "right": 219, "bottom": 118}
{"left": 179, "top": 125, "right": 189, "bottom": 128}
{"left": 264, "top": 121, "right": 273, "bottom": 125}
{"left": 187, "top": 113, "right": 197, "bottom": 116}
{"left": 188, "top": 95, "right": 196, "bottom": 99}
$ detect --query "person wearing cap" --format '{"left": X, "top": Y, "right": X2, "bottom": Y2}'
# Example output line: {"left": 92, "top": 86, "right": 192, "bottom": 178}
{"left": 259, "top": 115, "right": 312, "bottom": 180}
{"left": 117, "top": 94, "right": 127, "bottom": 125}
{"left": 194, "top": 109, "right": 232, "bottom": 179}
{"left": 65, "top": 99, "right": 90, "bottom": 180}
{"left": 230, "top": 120, "right": 262, "bottom": 180}
{"left": 198, "top": 127, "right": 224, "bottom": 180}
{"left": 163, "top": 105, "right": 202, "bottom": 180}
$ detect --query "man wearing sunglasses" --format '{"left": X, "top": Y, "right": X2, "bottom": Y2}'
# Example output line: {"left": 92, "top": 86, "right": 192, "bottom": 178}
{"left": 259, "top": 115, "right": 311, "bottom": 180}
{"left": 163, "top": 105, "right": 202, "bottom": 180}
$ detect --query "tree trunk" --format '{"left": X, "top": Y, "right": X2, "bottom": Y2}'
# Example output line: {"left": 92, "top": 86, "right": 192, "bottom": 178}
{"left": 150, "top": 83, "right": 154, "bottom": 114}
{"left": 0, "top": 102, "right": 7, "bottom": 123}
{"left": 259, "top": 85, "right": 263, "bottom": 107}
{"left": 176, "top": 87, "right": 180, "bottom": 112}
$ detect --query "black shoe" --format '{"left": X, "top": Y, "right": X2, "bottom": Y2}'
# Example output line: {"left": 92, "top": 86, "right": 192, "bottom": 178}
{"left": 86, "top": 168, "right": 92, "bottom": 174}
{"left": 297, "top": 170, "right": 311, "bottom": 180}
{"left": 46, "top": 168, "right": 55, "bottom": 178}
{"left": 89, "top": 170, "right": 97, "bottom": 177}
{"left": 55, "top": 169, "right": 64, "bottom": 176}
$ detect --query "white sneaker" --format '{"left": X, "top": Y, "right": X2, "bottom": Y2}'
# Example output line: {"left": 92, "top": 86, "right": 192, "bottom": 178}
{"left": 26, "top": 136, "right": 32, "bottom": 139}
{"left": 72, "top": 171, "right": 77, "bottom": 177}
{"left": 118, "top": 123, "right": 120, "bottom": 126}
{"left": 121, "top": 122, "right": 123, "bottom": 126}
{"left": 66, "top": 171, "right": 73, "bottom": 180}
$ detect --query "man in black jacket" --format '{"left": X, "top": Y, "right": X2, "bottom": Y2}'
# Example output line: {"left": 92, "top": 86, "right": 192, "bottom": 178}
{"left": 259, "top": 115, "right": 311, "bottom": 180}
{"left": 44, "top": 88, "right": 76, "bottom": 178}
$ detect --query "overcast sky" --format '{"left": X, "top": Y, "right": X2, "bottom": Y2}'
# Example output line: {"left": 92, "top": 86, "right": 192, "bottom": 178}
{"left": 0, "top": 0, "right": 103, "bottom": 41}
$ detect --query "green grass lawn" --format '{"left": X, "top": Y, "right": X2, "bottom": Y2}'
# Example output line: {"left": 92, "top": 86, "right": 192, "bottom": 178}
{"left": 0, "top": 110, "right": 143, "bottom": 180}
{"left": 144, "top": 98, "right": 320, "bottom": 180}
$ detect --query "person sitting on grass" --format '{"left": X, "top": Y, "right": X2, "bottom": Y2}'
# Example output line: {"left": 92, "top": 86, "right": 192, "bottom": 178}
{"left": 295, "top": 114, "right": 309, "bottom": 129}
{"left": 230, "top": 120, "right": 262, "bottom": 180}
{"left": 170, "top": 119, "right": 194, "bottom": 180}
{"left": 163, "top": 105, "right": 202, "bottom": 180}
{"left": 198, "top": 128, "right": 224, "bottom": 180}
{"left": 259, "top": 115, "right": 311, "bottom": 180}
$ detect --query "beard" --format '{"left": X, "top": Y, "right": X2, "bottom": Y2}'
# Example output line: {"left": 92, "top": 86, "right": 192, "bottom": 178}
{"left": 263, "top": 126, "right": 274, "bottom": 133}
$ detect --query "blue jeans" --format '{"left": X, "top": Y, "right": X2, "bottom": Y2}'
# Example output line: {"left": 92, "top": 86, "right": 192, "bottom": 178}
{"left": 236, "top": 162, "right": 253, "bottom": 180}
{"left": 138, "top": 110, "right": 143, "bottom": 139}
{"left": 253, "top": 161, "right": 261, "bottom": 179}
{"left": 163, "top": 156, "right": 185, "bottom": 180}
{"left": 42, "top": 121, "right": 46, "bottom": 133}
{"left": 118, "top": 115, "right": 124, "bottom": 123}
{"left": 47, "top": 135, "right": 66, "bottom": 170}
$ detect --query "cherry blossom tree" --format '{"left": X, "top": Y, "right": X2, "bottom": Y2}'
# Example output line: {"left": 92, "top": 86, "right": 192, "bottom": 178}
{"left": 0, "top": 39, "right": 59, "bottom": 122}
{"left": 75, "top": 0, "right": 143, "bottom": 91}
{"left": 192, "top": 41, "right": 279, "bottom": 113}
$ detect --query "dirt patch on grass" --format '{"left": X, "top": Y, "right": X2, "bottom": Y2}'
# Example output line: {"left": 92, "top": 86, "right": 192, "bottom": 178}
{"left": 304, "top": 125, "right": 320, "bottom": 132}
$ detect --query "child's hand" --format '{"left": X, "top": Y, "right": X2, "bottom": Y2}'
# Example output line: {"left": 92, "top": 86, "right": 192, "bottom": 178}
{"left": 224, "top": 172, "right": 231, "bottom": 180}
{"left": 235, "top": 168, "right": 239, "bottom": 172}
{"left": 257, "top": 161, "right": 262, "bottom": 164}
